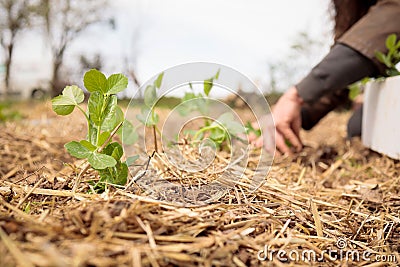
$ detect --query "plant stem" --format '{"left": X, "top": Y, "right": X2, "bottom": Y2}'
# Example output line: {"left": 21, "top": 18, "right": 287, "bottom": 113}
{"left": 192, "top": 125, "right": 218, "bottom": 140}
{"left": 72, "top": 122, "right": 123, "bottom": 193}
{"left": 153, "top": 125, "right": 158, "bottom": 152}
{"left": 76, "top": 105, "right": 89, "bottom": 121}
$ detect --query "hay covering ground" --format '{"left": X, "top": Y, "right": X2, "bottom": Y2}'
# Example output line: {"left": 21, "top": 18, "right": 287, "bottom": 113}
{"left": 0, "top": 102, "right": 399, "bottom": 267}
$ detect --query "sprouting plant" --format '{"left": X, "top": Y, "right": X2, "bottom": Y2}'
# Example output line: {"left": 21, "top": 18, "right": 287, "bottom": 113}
{"left": 136, "top": 72, "right": 164, "bottom": 152}
{"left": 177, "top": 70, "right": 220, "bottom": 118}
{"left": 51, "top": 69, "right": 138, "bottom": 191}
{"left": 375, "top": 34, "right": 400, "bottom": 77}
{"left": 245, "top": 121, "right": 261, "bottom": 137}
{"left": 175, "top": 70, "right": 246, "bottom": 149}
{"left": 192, "top": 112, "right": 245, "bottom": 149}
{"left": 348, "top": 34, "right": 400, "bottom": 100}
{"left": 348, "top": 77, "right": 371, "bottom": 101}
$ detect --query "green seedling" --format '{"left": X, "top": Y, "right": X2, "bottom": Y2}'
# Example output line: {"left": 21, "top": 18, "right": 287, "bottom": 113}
{"left": 192, "top": 112, "right": 245, "bottom": 150}
{"left": 375, "top": 34, "right": 400, "bottom": 77}
{"left": 52, "top": 69, "right": 138, "bottom": 191}
{"left": 349, "top": 34, "right": 400, "bottom": 100}
{"left": 178, "top": 69, "right": 247, "bottom": 149}
{"left": 178, "top": 70, "right": 220, "bottom": 116}
{"left": 245, "top": 121, "right": 261, "bottom": 137}
{"left": 136, "top": 72, "right": 164, "bottom": 152}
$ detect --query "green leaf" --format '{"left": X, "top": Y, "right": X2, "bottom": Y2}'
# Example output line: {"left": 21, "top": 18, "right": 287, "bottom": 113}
{"left": 182, "top": 92, "right": 197, "bottom": 101}
{"left": 65, "top": 141, "right": 91, "bottom": 159}
{"left": 51, "top": 85, "right": 84, "bottom": 115}
{"left": 88, "top": 92, "right": 104, "bottom": 125}
{"left": 97, "top": 131, "right": 110, "bottom": 147}
{"left": 107, "top": 73, "right": 128, "bottom": 94}
{"left": 88, "top": 93, "right": 117, "bottom": 126}
{"left": 215, "top": 112, "right": 245, "bottom": 135}
{"left": 137, "top": 107, "right": 158, "bottom": 126}
{"left": 126, "top": 155, "right": 139, "bottom": 166}
{"left": 102, "top": 105, "right": 124, "bottom": 131}
{"left": 101, "top": 95, "right": 118, "bottom": 127}
{"left": 214, "top": 69, "right": 220, "bottom": 79}
{"left": 84, "top": 69, "right": 107, "bottom": 93}
{"left": 120, "top": 120, "right": 138, "bottom": 145}
{"left": 88, "top": 152, "right": 117, "bottom": 169}
{"left": 154, "top": 72, "right": 164, "bottom": 89}
{"left": 98, "top": 161, "right": 128, "bottom": 185}
{"left": 375, "top": 51, "right": 392, "bottom": 67}
{"left": 386, "top": 34, "right": 397, "bottom": 50}
{"left": 103, "top": 142, "right": 123, "bottom": 160}
{"left": 88, "top": 122, "right": 98, "bottom": 145}
{"left": 144, "top": 85, "right": 157, "bottom": 107}
{"left": 245, "top": 121, "right": 261, "bottom": 137}
{"left": 204, "top": 78, "right": 213, "bottom": 96}
{"left": 80, "top": 140, "right": 96, "bottom": 151}
{"left": 209, "top": 127, "right": 226, "bottom": 143}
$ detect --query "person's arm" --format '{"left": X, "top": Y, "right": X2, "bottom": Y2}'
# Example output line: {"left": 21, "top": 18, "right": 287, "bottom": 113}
{"left": 261, "top": 44, "right": 377, "bottom": 154}
{"left": 296, "top": 43, "right": 377, "bottom": 104}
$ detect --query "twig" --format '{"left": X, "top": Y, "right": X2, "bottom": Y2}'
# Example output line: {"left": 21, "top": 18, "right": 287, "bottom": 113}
{"left": 153, "top": 125, "right": 158, "bottom": 153}
{"left": 15, "top": 176, "right": 45, "bottom": 209}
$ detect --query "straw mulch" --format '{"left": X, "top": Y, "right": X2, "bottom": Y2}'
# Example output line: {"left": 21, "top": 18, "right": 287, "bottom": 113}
{"left": 1, "top": 109, "right": 399, "bottom": 267}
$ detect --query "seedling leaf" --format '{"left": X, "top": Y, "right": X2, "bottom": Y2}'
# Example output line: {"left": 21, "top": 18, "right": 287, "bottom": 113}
{"left": 84, "top": 69, "right": 108, "bottom": 93}
{"left": 144, "top": 85, "right": 157, "bottom": 107}
{"left": 97, "top": 131, "right": 111, "bottom": 147}
{"left": 98, "top": 161, "right": 128, "bottom": 185}
{"left": 65, "top": 141, "right": 91, "bottom": 159}
{"left": 155, "top": 72, "right": 164, "bottom": 89}
{"left": 386, "top": 34, "right": 397, "bottom": 50}
{"left": 107, "top": 73, "right": 128, "bottom": 94}
{"left": 88, "top": 152, "right": 117, "bottom": 169}
{"left": 204, "top": 78, "right": 213, "bottom": 96}
{"left": 103, "top": 142, "right": 123, "bottom": 160}
{"left": 120, "top": 120, "right": 138, "bottom": 145}
{"left": 51, "top": 85, "right": 84, "bottom": 115}
{"left": 126, "top": 155, "right": 140, "bottom": 166}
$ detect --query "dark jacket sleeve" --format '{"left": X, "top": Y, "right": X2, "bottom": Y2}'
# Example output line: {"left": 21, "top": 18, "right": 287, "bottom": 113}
{"left": 339, "top": 0, "right": 400, "bottom": 73}
{"left": 296, "top": 43, "right": 377, "bottom": 104}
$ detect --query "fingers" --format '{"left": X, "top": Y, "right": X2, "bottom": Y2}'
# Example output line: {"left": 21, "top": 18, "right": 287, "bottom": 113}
{"left": 275, "top": 130, "right": 292, "bottom": 155}
{"left": 278, "top": 124, "right": 302, "bottom": 152}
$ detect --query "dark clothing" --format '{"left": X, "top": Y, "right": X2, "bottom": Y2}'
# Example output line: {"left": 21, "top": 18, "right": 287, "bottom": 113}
{"left": 296, "top": 44, "right": 377, "bottom": 104}
{"left": 295, "top": 0, "right": 400, "bottom": 131}
{"left": 339, "top": 0, "right": 400, "bottom": 73}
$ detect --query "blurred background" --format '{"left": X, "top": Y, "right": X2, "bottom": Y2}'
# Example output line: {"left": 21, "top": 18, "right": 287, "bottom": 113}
{"left": 0, "top": 0, "right": 332, "bottom": 100}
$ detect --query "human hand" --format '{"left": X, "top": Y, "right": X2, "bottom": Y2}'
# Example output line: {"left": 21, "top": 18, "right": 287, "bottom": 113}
{"left": 251, "top": 86, "right": 303, "bottom": 155}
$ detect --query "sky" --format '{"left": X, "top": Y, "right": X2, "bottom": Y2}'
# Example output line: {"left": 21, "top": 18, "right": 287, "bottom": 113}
{"left": 4, "top": 0, "right": 333, "bottom": 95}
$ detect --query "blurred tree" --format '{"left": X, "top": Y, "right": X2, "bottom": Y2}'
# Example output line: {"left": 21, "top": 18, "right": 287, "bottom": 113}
{"left": 266, "top": 31, "right": 330, "bottom": 93}
{"left": 79, "top": 53, "right": 103, "bottom": 71}
{"left": 38, "top": 0, "right": 106, "bottom": 96}
{"left": 0, "top": 0, "right": 35, "bottom": 94}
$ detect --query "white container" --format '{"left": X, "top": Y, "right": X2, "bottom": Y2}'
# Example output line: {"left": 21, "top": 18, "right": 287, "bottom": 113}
{"left": 362, "top": 76, "right": 400, "bottom": 159}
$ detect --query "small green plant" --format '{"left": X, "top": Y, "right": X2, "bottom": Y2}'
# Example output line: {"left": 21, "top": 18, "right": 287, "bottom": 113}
{"left": 136, "top": 72, "right": 164, "bottom": 152}
{"left": 192, "top": 112, "right": 245, "bottom": 149}
{"left": 0, "top": 101, "right": 22, "bottom": 122}
{"left": 176, "top": 70, "right": 246, "bottom": 149}
{"left": 375, "top": 34, "right": 400, "bottom": 77}
{"left": 178, "top": 70, "right": 220, "bottom": 116}
{"left": 348, "top": 34, "right": 400, "bottom": 100}
{"left": 52, "top": 69, "right": 138, "bottom": 190}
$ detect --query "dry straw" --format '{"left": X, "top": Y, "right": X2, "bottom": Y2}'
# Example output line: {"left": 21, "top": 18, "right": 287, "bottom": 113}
{"left": 0, "top": 112, "right": 399, "bottom": 266}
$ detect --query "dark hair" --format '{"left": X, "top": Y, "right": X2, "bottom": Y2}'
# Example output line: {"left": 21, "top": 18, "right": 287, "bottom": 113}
{"left": 332, "top": 0, "right": 377, "bottom": 40}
